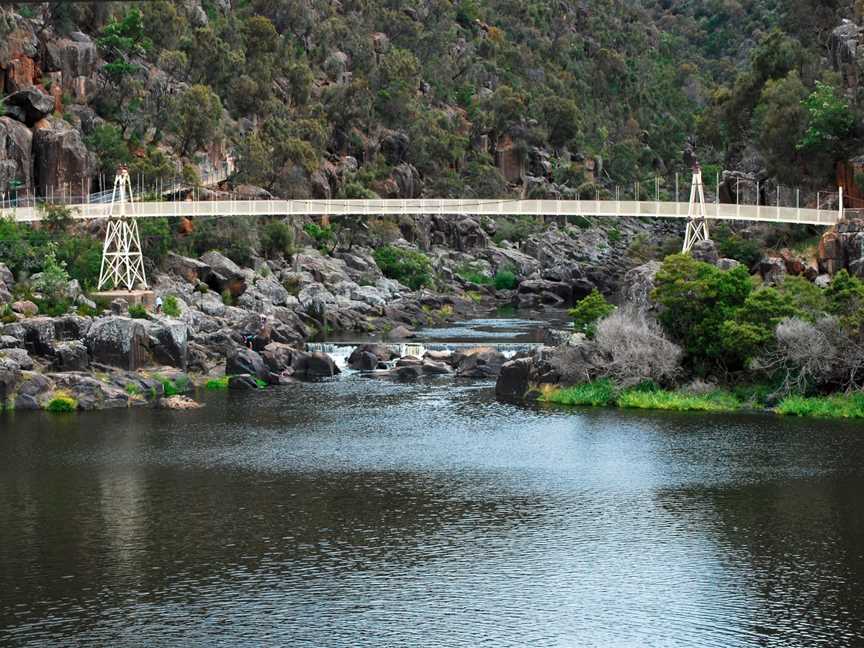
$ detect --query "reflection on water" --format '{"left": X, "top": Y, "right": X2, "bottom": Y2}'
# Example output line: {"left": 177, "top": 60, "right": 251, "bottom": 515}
{"left": 1, "top": 379, "right": 864, "bottom": 646}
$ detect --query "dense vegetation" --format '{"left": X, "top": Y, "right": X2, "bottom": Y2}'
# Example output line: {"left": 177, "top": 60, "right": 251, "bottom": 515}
{"left": 5, "top": 0, "right": 861, "bottom": 205}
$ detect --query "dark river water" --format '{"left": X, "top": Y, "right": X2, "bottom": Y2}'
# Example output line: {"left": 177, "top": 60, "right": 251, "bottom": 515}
{"left": 2, "top": 319, "right": 864, "bottom": 646}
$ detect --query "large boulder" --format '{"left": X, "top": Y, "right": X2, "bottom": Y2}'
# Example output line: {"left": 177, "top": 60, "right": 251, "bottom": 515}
{"left": 144, "top": 320, "right": 189, "bottom": 370}
{"left": 0, "top": 357, "right": 22, "bottom": 405}
{"left": 291, "top": 350, "right": 341, "bottom": 378}
{"left": 4, "top": 88, "right": 53, "bottom": 125}
{"left": 84, "top": 317, "right": 150, "bottom": 370}
{"left": 261, "top": 342, "right": 295, "bottom": 373}
{"left": 19, "top": 317, "right": 56, "bottom": 356}
{"left": 53, "top": 340, "right": 89, "bottom": 372}
{"left": 347, "top": 343, "right": 394, "bottom": 370}
{"left": 226, "top": 347, "right": 277, "bottom": 384}
{"left": 621, "top": 261, "right": 661, "bottom": 310}
{"left": 453, "top": 347, "right": 507, "bottom": 378}
{"left": 48, "top": 373, "right": 130, "bottom": 410}
{"left": 200, "top": 251, "right": 247, "bottom": 296}
{"left": 33, "top": 118, "right": 93, "bottom": 196}
{"left": 43, "top": 36, "right": 98, "bottom": 101}
{"left": 496, "top": 357, "right": 534, "bottom": 399}
{"left": 0, "top": 116, "right": 33, "bottom": 193}
{"left": 166, "top": 252, "right": 212, "bottom": 285}
{"left": 759, "top": 256, "right": 787, "bottom": 286}
{"left": 691, "top": 239, "right": 719, "bottom": 265}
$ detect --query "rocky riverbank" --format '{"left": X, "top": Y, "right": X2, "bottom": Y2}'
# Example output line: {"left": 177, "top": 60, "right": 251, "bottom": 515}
{"left": 0, "top": 214, "right": 681, "bottom": 412}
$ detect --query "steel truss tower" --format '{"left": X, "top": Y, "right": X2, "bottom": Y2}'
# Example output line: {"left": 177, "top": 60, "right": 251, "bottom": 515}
{"left": 97, "top": 167, "right": 148, "bottom": 291}
{"left": 683, "top": 165, "right": 710, "bottom": 253}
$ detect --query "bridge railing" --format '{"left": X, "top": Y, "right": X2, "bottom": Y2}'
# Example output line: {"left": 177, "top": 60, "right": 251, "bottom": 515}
{"left": 3, "top": 198, "right": 841, "bottom": 226}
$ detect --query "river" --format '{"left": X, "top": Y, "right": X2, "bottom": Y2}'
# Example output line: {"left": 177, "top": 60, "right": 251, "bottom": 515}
{"left": 1, "top": 317, "right": 863, "bottom": 646}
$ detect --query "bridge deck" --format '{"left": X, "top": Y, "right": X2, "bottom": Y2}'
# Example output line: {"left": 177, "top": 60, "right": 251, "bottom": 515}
{"left": 4, "top": 198, "right": 841, "bottom": 226}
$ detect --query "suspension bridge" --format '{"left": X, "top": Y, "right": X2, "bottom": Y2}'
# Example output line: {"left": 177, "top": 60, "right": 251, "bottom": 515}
{"left": 0, "top": 166, "right": 851, "bottom": 292}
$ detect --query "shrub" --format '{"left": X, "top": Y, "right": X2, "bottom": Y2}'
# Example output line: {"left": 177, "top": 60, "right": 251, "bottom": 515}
{"left": 162, "top": 295, "right": 181, "bottom": 317}
{"left": 157, "top": 375, "right": 189, "bottom": 397}
{"left": 128, "top": 304, "right": 148, "bottom": 319}
{"left": 492, "top": 217, "right": 542, "bottom": 244}
{"left": 569, "top": 289, "right": 615, "bottom": 338}
{"left": 542, "top": 379, "right": 616, "bottom": 407}
{"left": 46, "top": 392, "right": 77, "bottom": 413}
{"left": 373, "top": 245, "right": 432, "bottom": 290}
{"left": 652, "top": 253, "right": 752, "bottom": 367}
{"left": 493, "top": 269, "right": 518, "bottom": 290}
{"left": 594, "top": 307, "right": 682, "bottom": 387}
{"left": 261, "top": 220, "right": 295, "bottom": 258}
{"left": 456, "top": 263, "right": 492, "bottom": 285}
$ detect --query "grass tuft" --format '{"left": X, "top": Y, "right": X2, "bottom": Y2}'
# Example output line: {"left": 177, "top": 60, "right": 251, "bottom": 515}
{"left": 618, "top": 389, "right": 741, "bottom": 412}
{"left": 205, "top": 376, "right": 230, "bottom": 390}
{"left": 45, "top": 392, "right": 77, "bottom": 413}
{"left": 775, "top": 393, "right": 864, "bottom": 419}
{"left": 542, "top": 380, "right": 616, "bottom": 407}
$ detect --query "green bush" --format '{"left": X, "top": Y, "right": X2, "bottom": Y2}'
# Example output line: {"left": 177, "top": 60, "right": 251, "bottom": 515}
{"left": 162, "top": 295, "right": 181, "bottom": 317}
{"left": 262, "top": 220, "right": 295, "bottom": 258}
{"left": 493, "top": 269, "right": 518, "bottom": 290}
{"left": 157, "top": 375, "right": 189, "bottom": 397}
{"left": 128, "top": 304, "right": 148, "bottom": 319}
{"left": 569, "top": 289, "right": 615, "bottom": 338}
{"left": 45, "top": 393, "right": 77, "bottom": 413}
{"left": 373, "top": 245, "right": 432, "bottom": 290}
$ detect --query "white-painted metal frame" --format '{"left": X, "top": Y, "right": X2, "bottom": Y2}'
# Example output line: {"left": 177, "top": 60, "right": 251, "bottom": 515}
{"left": 97, "top": 168, "right": 148, "bottom": 291}
{"left": 682, "top": 166, "right": 710, "bottom": 252}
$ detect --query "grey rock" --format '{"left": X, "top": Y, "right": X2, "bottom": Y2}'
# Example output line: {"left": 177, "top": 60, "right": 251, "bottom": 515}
{"left": 691, "top": 239, "right": 719, "bottom": 265}
{"left": 496, "top": 357, "right": 534, "bottom": 399}
{"left": 85, "top": 317, "right": 150, "bottom": 370}
{"left": 226, "top": 347, "right": 277, "bottom": 384}
{"left": 53, "top": 341, "right": 89, "bottom": 371}
{"left": 144, "top": 319, "right": 189, "bottom": 370}
{"left": 228, "top": 374, "right": 260, "bottom": 390}
{"left": 20, "top": 317, "right": 56, "bottom": 356}
{"left": 33, "top": 118, "right": 94, "bottom": 196}
{"left": 4, "top": 88, "right": 53, "bottom": 125}
{"left": 291, "top": 350, "right": 340, "bottom": 378}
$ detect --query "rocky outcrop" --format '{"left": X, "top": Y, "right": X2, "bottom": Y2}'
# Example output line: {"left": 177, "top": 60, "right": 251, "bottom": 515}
{"left": 226, "top": 347, "right": 277, "bottom": 384}
{"left": 33, "top": 118, "right": 94, "bottom": 196}
{"left": 291, "top": 350, "right": 340, "bottom": 378}
{"left": 144, "top": 319, "right": 189, "bottom": 370}
{"left": 53, "top": 340, "right": 89, "bottom": 371}
{"left": 201, "top": 251, "right": 247, "bottom": 296}
{"left": 5, "top": 88, "right": 54, "bottom": 125}
{"left": 84, "top": 317, "right": 149, "bottom": 370}
{"left": 621, "top": 261, "right": 661, "bottom": 310}
{"left": 347, "top": 343, "right": 394, "bottom": 370}
{"left": 496, "top": 357, "right": 534, "bottom": 399}
{"left": 453, "top": 347, "right": 507, "bottom": 378}
{"left": 0, "top": 116, "right": 33, "bottom": 192}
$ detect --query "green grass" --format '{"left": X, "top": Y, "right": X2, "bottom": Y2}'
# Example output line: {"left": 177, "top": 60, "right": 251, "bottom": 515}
{"left": 156, "top": 375, "right": 190, "bottom": 397}
{"left": 128, "top": 304, "right": 148, "bottom": 319}
{"left": 205, "top": 376, "right": 230, "bottom": 390}
{"left": 775, "top": 393, "right": 864, "bottom": 419}
{"left": 542, "top": 380, "right": 616, "bottom": 407}
{"left": 618, "top": 389, "right": 741, "bottom": 412}
{"left": 542, "top": 381, "right": 741, "bottom": 412}
{"left": 45, "top": 393, "right": 77, "bottom": 413}
{"left": 125, "top": 383, "right": 141, "bottom": 396}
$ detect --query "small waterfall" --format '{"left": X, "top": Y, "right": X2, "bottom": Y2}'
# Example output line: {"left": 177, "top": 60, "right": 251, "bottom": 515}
{"left": 304, "top": 341, "right": 543, "bottom": 370}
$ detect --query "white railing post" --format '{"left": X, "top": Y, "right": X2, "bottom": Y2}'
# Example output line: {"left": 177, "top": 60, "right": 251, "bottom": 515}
{"left": 839, "top": 185, "right": 844, "bottom": 221}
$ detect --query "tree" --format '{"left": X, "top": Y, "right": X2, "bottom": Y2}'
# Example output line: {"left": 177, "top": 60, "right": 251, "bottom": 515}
{"left": 652, "top": 254, "right": 752, "bottom": 368}
{"left": 798, "top": 81, "right": 855, "bottom": 154}
{"left": 539, "top": 95, "right": 581, "bottom": 150}
{"left": 85, "top": 124, "right": 131, "bottom": 176}
{"left": 752, "top": 72, "right": 807, "bottom": 181}
{"left": 169, "top": 84, "right": 223, "bottom": 155}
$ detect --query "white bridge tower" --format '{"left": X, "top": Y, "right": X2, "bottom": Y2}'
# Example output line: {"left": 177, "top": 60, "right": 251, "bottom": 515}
{"left": 683, "top": 164, "right": 710, "bottom": 253}
{"left": 97, "top": 167, "right": 148, "bottom": 291}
